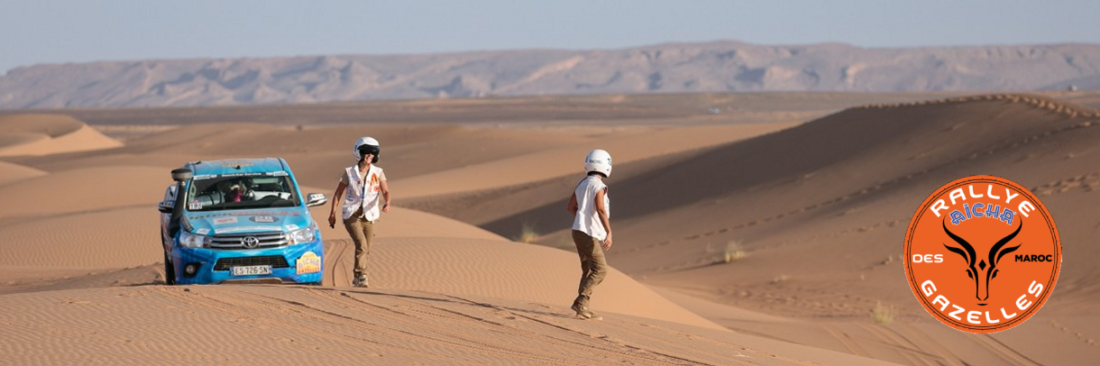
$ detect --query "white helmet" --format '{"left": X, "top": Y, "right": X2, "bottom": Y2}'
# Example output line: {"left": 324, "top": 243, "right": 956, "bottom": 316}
{"left": 353, "top": 136, "right": 380, "bottom": 163}
{"left": 584, "top": 149, "right": 612, "bottom": 177}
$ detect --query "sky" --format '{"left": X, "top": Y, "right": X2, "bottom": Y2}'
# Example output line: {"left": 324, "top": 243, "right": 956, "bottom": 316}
{"left": 2, "top": 0, "right": 1099, "bottom": 74}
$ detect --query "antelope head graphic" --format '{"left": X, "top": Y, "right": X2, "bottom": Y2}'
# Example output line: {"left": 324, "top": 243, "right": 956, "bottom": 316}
{"left": 942, "top": 221, "right": 1022, "bottom": 304}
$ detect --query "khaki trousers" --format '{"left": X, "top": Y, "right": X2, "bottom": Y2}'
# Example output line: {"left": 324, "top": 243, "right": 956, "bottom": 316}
{"left": 571, "top": 230, "right": 608, "bottom": 307}
{"left": 343, "top": 215, "right": 375, "bottom": 277}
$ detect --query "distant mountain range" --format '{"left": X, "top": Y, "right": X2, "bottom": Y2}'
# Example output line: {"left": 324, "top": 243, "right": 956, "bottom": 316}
{"left": 2, "top": 41, "right": 1099, "bottom": 109}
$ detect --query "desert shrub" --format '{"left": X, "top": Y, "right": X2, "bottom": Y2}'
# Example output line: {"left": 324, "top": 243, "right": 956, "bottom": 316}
{"left": 722, "top": 240, "right": 747, "bottom": 264}
{"left": 516, "top": 223, "right": 539, "bottom": 244}
{"left": 872, "top": 302, "right": 894, "bottom": 324}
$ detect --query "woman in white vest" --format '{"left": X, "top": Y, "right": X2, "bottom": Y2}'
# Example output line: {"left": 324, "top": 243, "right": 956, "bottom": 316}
{"left": 329, "top": 136, "right": 391, "bottom": 287}
{"left": 565, "top": 149, "right": 613, "bottom": 319}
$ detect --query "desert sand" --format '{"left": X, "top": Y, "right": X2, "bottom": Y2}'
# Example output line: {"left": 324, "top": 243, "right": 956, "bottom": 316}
{"left": 2, "top": 91, "right": 1098, "bottom": 365}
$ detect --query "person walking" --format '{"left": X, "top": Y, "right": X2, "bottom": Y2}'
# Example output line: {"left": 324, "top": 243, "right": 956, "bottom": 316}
{"left": 329, "top": 136, "right": 391, "bottom": 288}
{"left": 565, "top": 149, "right": 613, "bottom": 319}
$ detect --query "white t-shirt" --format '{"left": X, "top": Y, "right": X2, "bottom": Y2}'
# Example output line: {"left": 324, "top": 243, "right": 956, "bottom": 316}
{"left": 572, "top": 175, "right": 610, "bottom": 241}
{"left": 340, "top": 165, "right": 387, "bottom": 221}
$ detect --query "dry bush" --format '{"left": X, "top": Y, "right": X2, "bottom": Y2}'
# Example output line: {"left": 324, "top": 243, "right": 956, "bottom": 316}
{"left": 515, "top": 223, "right": 540, "bottom": 244}
{"left": 872, "top": 302, "right": 895, "bottom": 324}
{"left": 723, "top": 240, "right": 747, "bottom": 264}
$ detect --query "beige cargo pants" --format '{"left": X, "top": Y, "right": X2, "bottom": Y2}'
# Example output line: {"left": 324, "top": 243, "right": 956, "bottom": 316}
{"left": 571, "top": 230, "right": 608, "bottom": 308}
{"left": 344, "top": 213, "right": 375, "bottom": 278}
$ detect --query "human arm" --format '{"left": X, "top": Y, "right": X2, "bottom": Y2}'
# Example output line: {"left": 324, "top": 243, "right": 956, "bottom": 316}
{"left": 329, "top": 182, "right": 346, "bottom": 228}
{"left": 380, "top": 178, "right": 391, "bottom": 213}
{"left": 594, "top": 188, "right": 612, "bottom": 250}
{"left": 566, "top": 193, "right": 578, "bottom": 217}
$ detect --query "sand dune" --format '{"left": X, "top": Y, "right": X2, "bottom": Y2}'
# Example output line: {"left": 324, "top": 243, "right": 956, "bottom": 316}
{"left": 0, "top": 132, "right": 49, "bottom": 147}
{"left": 597, "top": 94, "right": 1099, "bottom": 288}
{"left": 352, "top": 207, "right": 505, "bottom": 241}
{"left": 403, "top": 94, "right": 1100, "bottom": 364}
{"left": 0, "top": 193, "right": 722, "bottom": 332}
{"left": 0, "top": 210, "right": 716, "bottom": 329}
{"left": 397, "top": 123, "right": 795, "bottom": 199}
{"left": 0, "top": 114, "right": 122, "bottom": 157}
{"left": 10, "top": 120, "right": 790, "bottom": 198}
{"left": 302, "top": 189, "right": 507, "bottom": 243}
{"left": 455, "top": 94, "right": 1098, "bottom": 280}
{"left": 0, "top": 114, "right": 84, "bottom": 136}
{"left": 2, "top": 92, "right": 1097, "bottom": 365}
{"left": 322, "top": 237, "right": 722, "bottom": 330}
{"left": 0, "top": 285, "right": 890, "bottom": 365}
{"left": 0, "top": 166, "right": 168, "bottom": 219}
{"left": 0, "top": 161, "right": 45, "bottom": 186}
{"left": 17, "top": 122, "right": 592, "bottom": 190}
{"left": 403, "top": 147, "right": 707, "bottom": 238}
{"left": 619, "top": 96, "right": 1100, "bottom": 363}
{"left": 0, "top": 204, "right": 501, "bottom": 271}
{"left": 0, "top": 207, "right": 162, "bottom": 268}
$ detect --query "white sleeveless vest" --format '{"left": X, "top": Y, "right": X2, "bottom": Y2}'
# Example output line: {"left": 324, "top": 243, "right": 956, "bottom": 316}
{"left": 572, "top": 175, "right": 610, "bottom": 240}
{"left": 342, "top": 165, "right": 384, "bottom": 221}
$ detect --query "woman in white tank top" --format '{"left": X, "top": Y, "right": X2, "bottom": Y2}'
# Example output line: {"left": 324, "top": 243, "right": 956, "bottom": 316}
{"left": 565, "top": 149, "right": 613, "bottom": 319}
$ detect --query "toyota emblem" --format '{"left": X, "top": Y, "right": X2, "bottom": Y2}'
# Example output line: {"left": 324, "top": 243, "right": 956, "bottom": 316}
{"left": 241, "top": 236, "right": 260, "bottom": 249}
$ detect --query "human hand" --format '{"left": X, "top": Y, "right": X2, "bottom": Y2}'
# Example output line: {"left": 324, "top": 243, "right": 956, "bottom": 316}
{"left": 602, "top": 235, "right": 613, "bottom": 251}
{"left": 382, "top": 203, "right": 390, "bottom": 213}
{"left": 328, "top": 213, "right": 336, "bottom": 228}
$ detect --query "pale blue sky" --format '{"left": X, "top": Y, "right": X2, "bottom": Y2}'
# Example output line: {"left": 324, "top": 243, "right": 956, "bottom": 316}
{"left": 2, "top": 0, "right": 1098, "bottom": 73}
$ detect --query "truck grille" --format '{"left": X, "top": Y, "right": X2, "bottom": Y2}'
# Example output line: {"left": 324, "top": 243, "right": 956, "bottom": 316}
{"left": 210, "top": 232, "right": 287, "bottom": 249}
{"left": 213, "top": 256, "right": 290, "bottom": 271}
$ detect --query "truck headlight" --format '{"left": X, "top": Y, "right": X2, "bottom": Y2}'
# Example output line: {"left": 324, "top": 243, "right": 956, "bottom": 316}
{"left": 287, "top": 224, "right": 317, "bottom": 245}
{"left": 180, "top": 230, "right": 211, "bottom": 249}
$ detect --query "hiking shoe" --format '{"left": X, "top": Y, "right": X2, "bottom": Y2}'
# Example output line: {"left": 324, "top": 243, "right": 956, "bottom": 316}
{"left": 571, "top": 302, "right": 595, "bottom": 319}
{"left": 353, "top": 274, "right": 369, "bottom": 288}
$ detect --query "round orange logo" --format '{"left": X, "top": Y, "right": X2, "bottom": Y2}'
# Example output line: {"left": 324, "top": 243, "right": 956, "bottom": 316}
{"left": 904, "top": 175, "right": 1060, "bottom": 333}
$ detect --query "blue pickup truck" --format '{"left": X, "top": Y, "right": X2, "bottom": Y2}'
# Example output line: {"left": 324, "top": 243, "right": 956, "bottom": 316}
{"left": 158, "top": 158, "right": 326, "bottom": 285}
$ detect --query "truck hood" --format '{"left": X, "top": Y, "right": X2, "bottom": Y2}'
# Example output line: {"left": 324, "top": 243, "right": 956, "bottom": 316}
{"left": 183, "top": 208, "right": 313, "bottom": 236}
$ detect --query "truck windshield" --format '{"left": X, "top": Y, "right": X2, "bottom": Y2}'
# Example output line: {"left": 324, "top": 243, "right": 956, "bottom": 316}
{"left": 185, "top": 175, "right": 300, "bottom": 211}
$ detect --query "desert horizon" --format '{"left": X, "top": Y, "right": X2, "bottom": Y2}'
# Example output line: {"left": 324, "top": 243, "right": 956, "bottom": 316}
{"left": 2, "top": 91, "right": 1099, "bottom": 365}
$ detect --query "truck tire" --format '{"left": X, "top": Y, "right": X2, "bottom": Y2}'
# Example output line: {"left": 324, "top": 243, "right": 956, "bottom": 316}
{"left": 163, "top": 252, "right": 177, "bottom": 285}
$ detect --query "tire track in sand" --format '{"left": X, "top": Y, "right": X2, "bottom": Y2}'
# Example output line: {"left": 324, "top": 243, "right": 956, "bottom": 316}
{"left": 821, "top": 324, "right": 871, "bottom": 358}
{"left": 337, "top": 290, "right": 688, "bottom": 365}
{"left": 323, "top": 239, "right": 354, "bottom": 287}
{"left": 860, "top": 323, "right": 944, "bottom": 366}
{"left": 893, "top": 323, "right": 968, "bottom": 366}
{"left": 442, "top": 294, "right": 718, "bottom": 366}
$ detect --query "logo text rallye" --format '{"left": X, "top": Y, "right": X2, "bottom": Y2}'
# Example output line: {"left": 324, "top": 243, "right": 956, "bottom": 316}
{"left": 904, "top": 175, "right": 1060, "bottom": 333}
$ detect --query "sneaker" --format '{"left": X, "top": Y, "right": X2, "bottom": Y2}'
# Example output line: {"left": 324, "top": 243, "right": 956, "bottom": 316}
{"left": 571, "top": 302, "right": 595, "bottom": 319}
{"left": 353, "top": 274, "right": 369, "bottom": 288}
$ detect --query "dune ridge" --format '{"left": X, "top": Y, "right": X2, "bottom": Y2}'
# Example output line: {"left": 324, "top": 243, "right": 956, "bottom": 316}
{"left": 0, "top": 114, "right": 84, "bottom": 136}
{"left": 0, "top": 114, "right": 122, "bottom": 157}
{"left": 859, "top": 93, "right": 1100, "bottom": 118}
{"left": 0, "top": 161, "right": 46, "bottom": 186}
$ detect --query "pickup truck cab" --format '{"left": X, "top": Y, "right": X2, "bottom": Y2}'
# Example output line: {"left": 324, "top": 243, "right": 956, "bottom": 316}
{"left": 158, "top": 158, "right": 326, "bottom": 285}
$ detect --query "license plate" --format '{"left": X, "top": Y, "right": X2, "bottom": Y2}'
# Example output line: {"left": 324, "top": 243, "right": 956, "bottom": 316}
{"left": 231, "top": 265, "right": 272, "bottom": 276}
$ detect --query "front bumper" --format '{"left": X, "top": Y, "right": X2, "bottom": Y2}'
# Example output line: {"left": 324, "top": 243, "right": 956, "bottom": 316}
{"left": 170, "top": 240, "right": 323, "bottom": 285}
